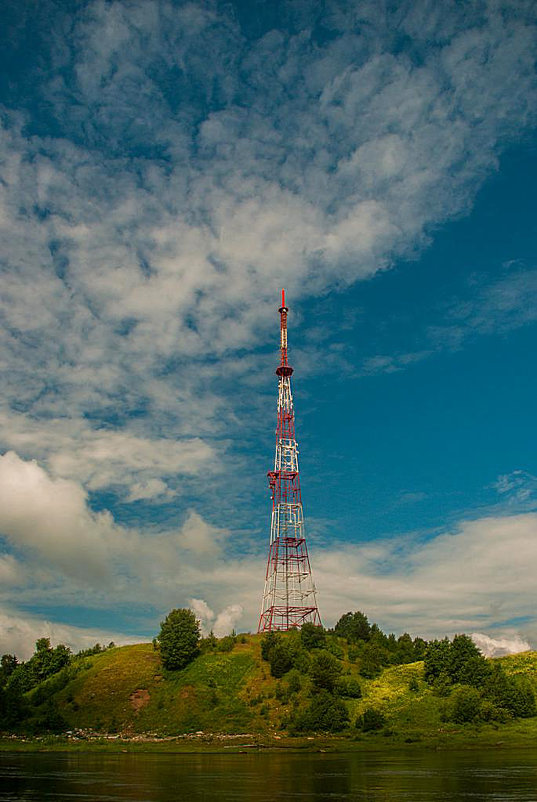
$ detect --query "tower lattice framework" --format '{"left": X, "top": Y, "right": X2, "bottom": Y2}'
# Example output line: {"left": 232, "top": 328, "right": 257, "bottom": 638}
{"left": 258, "top": 290, "right": 321, "bottom": 632}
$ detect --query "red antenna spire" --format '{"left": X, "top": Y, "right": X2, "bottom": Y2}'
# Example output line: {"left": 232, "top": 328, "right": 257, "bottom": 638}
{"left": 258, "top": 291, "right": 321, "bottom": 632}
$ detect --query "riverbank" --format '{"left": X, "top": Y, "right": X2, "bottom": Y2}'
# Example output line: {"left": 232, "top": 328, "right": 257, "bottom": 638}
{"left": 3, "top": 717, "right": 537, "bottom": 753}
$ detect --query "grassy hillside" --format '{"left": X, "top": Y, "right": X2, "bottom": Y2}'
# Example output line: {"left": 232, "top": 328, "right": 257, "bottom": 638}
{"left": 15, "top": 635, "right": 537, "bottom": 747}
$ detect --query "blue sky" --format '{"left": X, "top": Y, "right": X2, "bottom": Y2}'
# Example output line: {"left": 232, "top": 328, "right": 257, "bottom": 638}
{"left": 1, "top": 0, "right": 537, "bottom": 658}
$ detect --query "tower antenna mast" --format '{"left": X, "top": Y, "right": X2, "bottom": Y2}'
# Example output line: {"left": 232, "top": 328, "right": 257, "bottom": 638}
{"left": 258, "top": 290, "right": 321, "bottom": 631}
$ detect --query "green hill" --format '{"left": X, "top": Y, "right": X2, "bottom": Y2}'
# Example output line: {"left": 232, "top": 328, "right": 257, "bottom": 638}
{"left": 10, "top": 635, "right": 537, "bottom": 748}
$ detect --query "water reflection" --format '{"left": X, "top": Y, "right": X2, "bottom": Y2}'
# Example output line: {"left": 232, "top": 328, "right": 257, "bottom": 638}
{"left": 1, "top": 749, "right": 537, "bottom": 801}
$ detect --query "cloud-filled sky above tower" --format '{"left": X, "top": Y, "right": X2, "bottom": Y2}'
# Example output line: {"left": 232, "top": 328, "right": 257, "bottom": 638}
{"left": 1, "top": 0, "right": 537, "bottom": 657}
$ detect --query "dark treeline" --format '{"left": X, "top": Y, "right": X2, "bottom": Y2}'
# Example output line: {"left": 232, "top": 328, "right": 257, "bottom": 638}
{"left": 0, "top": 639, "right": 115, "bottom": 733}
{"left": 424, "top": 634, "right": 536, "bottom": 723}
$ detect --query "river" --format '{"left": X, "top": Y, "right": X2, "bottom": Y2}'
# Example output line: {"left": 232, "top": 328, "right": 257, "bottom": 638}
{"left": 2, "top": 749, "right": 537, "bottom": 800}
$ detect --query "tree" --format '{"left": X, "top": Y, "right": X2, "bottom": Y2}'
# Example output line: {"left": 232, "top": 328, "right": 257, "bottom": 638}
{"left": 449, "top": 686, "right": 482, "bottom": 723}
{"left": 292, "top": 689, "right": 349, "bottom": 732}
{"left": 310, "top": 650, "right": 342, "bottom": 691}
{"left": 395, "top": 633, "right": 415, "bottom": 664}
{"left": 359, "top": 643, "right": 386, "bottom": 679}
{"left": 357, "top": 707, "right": 386, "bottom": 732}
{"left": 300, "top": 622, "right": 326, "bottom": 650}
{"left": 335, "top": 611, "right": 371, "bottom": 643}
{"left": 0, "top": 654, "right": 18, "bottom": 686}
{"left": 484, "top": 664, "right": 536, "bottom": 718}
{"left": 424, "top": 638, "right": 452, "bottom": 684}
{"left": 268, "top": 641, "right": 293, "bottom": 678}
{"left": 158, "top": 608, "right": 200, "bottom": 670}
{"left": 261, "top": 631, "right": 279, "bottom": 662}
{"left": 449, "top": 635, "right": 484, "bottom": 683}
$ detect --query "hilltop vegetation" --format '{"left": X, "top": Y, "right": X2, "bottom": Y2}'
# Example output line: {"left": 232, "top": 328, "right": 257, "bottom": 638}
{"left": 1, "top": 610, "right": 536, "bottom": 748}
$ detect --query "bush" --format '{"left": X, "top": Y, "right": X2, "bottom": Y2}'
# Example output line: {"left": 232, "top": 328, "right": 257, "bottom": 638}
{"left": 337, "top": 677, "right": 362, "bottom": 698}
{"left": 217, "top": 635, "right": 235, "bottom": 653}
{"left": 449, "top": 686, "right": 482, "bottom": 723}
{"left": 300, "top": 623, "right": 325, "bottom": 650}
{"left": 269, "top": 641, "right": 293, "bottom": 678}
{"left": 310, "top": 650, "right": 342, "bottom": 691}
{"left": 286, "top": 670, "right": 301, "bottom": 695}
{"left": 335, "top": 611, "right": 371, "bottom": 643}
{"left": 356, "top": 708, "right": 386, "bottom": 732}
{"left": 292, "top": 690, "right": 349, "bottom": 732}
{"left": 484, "top": 665, "right": 537, "bottom": 718}
{"left": 157, "top": 608, "right": 200, "bottom": 671}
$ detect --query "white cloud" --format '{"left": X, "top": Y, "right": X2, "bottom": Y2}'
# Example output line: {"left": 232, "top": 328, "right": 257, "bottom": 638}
{"left": 189, "top": 598, "right": 215, "bottom": 633}
{"left": 0, "top": 450, "right": 259, "bottom": 616}
{"left": 213, "top": 604, "right": 244, "bottom": 638}
{"left": 0, "top": 605, "right": 138, "bottom": 661}
{"left": 0, "top": 451, "right": 115, "bottom": 583}
{"left": 189, "top": 597, "right": 244, "bottom": 636}
{"left": 471, "top": 632, "right": 531, "bottom": 658}
{"left": 315, "top": 513, "right": 537, "bottom": 647}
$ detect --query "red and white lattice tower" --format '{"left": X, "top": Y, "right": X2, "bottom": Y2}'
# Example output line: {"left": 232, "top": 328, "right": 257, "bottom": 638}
{"left": 258, "top": 290, "right": 321, "bottom": 632}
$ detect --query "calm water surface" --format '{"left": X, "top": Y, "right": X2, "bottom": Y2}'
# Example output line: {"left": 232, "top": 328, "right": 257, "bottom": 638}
{"left": 2, "top": 749, "right": 537, "bottom": 801}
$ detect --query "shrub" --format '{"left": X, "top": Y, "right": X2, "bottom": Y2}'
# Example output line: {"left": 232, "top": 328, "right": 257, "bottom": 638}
{"left": 335, "top": 611, "right": 371, "bottom": 643}
{"left": 310, "top": 650, "right": 342, "bottom": 691}
{"left": 449, "top": 686, "right": 482, "bottom": 724}
{"left": 292, "top": 690, "right": 349, "bottom": 732}
{"left": 337, "top": 677, "right": 362, "bottom": 698}
{"left": 217, "top": 635, "right": 235, "bottom": 653}
{"left": 269, "top": 642, "right": 293, "bottom": 678}
{"left": 357, "top": 708, "right": 386, "bottom": 732}
{"left": 286, "top": 670, "right": 301, "bottom": 695}
{"left": 300, "top": 623, "right": 326, "bottom": 650}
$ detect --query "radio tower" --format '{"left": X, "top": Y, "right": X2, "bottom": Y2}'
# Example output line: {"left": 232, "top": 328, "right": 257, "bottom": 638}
{"left": 258, "top": 290, "right": 321, "bottom": 632}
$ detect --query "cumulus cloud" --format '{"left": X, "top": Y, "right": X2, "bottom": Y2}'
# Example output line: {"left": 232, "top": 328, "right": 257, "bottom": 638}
{"left": 189, "top": 598, "right": 244, "bottom": 636}
{"left": 213, "top": 604, "right": 244, "bottom": 638}
{"left": 471, "top": 632, "right": 531, "bottom": 658}
{"left": 0, "top": 451, "right": 259, "bottom": 619}
{"left": 0, "top": 605, "right": 139, "bottom": 661}
{"left": 0, "top": 451, "right": 116, "bottom": 583}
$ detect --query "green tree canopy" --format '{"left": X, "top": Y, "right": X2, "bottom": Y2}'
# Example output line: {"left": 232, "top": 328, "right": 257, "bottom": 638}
{"left": 292, "top": 689, "right": 349, "bottom": 732}
{"left": 334, "top": 611, "right": 371, "bottom": 642}
{"left": 300, "top": 622, "right": 326, "bottom": 650}
{"left": 157, "top": 608, "right": 201, "bottom": 671}
{"left": 309, "top": 650, "right": 342, "bottom": 692}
